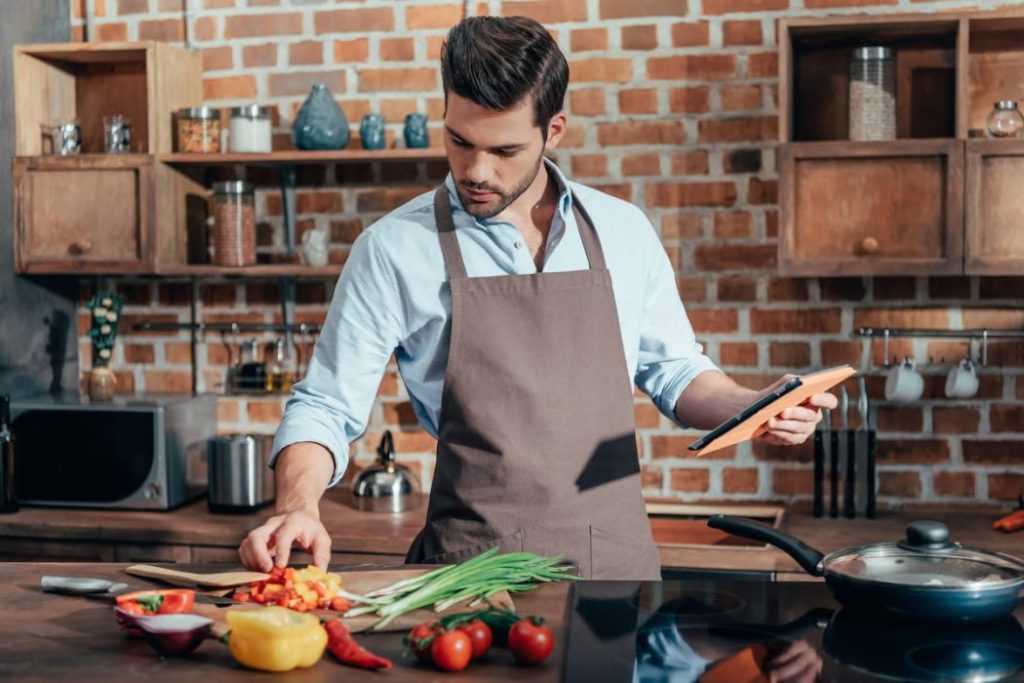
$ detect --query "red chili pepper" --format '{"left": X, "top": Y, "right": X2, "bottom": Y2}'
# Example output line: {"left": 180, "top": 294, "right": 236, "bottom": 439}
{"left": 323, "top": 619, "right": 393, "bottom": 671}
{"left": 995, "top": 509, "right": 1024, "bottom": 532}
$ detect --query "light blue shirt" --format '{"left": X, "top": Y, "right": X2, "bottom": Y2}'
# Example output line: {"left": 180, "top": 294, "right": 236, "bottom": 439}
{"left": 272, "top": 159, "right": 720, "bottom": 486}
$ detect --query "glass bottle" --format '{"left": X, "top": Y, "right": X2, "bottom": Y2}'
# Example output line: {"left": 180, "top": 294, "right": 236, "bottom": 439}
{"left": 0, "top": 395, "right": 18, "bottom": 514}
{"left": 265, "top": 338, "right": 297, "bottom": 393}
{"left": 235, "top": 338, "right": 267, "bottom": 392}
{"left": 986, "top": 100, "right": 1024, "bottom": 138}
{"left": 211, "top": 181, "right": 256, "bottom": 267}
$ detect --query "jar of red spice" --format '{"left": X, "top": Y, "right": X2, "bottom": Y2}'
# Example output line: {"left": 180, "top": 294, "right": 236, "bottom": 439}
{"left": 211, "top": 181, "right": 256, "bottom": 266}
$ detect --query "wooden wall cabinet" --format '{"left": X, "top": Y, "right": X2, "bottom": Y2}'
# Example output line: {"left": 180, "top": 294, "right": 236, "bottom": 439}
{"left": 780, "top": 140, "right": 963, "bottom": 275}
{"left": 11, "top": 41, "right": 201, "bottom": 275}
{"left": 14, "top": 155, "right": 154, "bottom": 273}
{"left": 965, "top": 139, "right": 1024, "bottom": 273}
{"left": 779, "top": 10, "right": 1024, "bottom": 276}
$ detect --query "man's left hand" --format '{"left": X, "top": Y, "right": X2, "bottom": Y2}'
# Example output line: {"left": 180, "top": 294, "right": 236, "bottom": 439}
{"left": 758, "top": 375, "right": 838, "bottom": 446}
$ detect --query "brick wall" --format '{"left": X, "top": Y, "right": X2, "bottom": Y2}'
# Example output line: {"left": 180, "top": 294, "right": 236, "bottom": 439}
{"left": 70, "top": 0, "right": 1023, "bottom": 509}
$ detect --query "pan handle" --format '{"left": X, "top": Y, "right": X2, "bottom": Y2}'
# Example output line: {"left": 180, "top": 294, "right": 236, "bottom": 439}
{"left": 708, "top": 515, "right": 826, "bottom": 576}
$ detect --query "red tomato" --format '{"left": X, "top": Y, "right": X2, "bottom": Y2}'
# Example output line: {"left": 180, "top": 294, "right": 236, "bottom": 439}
{"left": 508, "top": 618, "right": 554, "bottom": 665}
{"left": 407, "top": 622, "right": 438, "bottom": 661}
{"left": 457, "top": 619, "right": 493, "bottom": 660}
{"left": 430, "top": 630, "right": 473, "bottom": 672}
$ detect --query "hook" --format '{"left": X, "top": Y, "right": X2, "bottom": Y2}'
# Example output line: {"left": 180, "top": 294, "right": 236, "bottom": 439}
{"left": 883, "top": 328, "right": 891, "bottom": 368}
{"left": 982, "top": 329, "right": 989, "bottom": 368}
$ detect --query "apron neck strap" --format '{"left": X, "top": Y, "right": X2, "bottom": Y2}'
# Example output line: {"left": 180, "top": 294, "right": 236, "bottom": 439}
{"left": 433, "top": 184, "right": 607, "bottom": 280}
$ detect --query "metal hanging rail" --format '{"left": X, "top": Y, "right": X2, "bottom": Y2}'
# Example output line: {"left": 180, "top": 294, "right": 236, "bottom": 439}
{"left": 855, "top": 327, "right": 1024, "bottom": 367}
{"left": 133, "top": 321, "right": 322, "bottom": 334}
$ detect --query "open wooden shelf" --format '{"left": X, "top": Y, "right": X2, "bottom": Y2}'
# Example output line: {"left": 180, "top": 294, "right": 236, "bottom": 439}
{"left": 781, "top": 15, "right": 960, "bottom": 143}
{"left": 160, "top": 148, "right": 447, "bottom": 166}
{"left": 156, "top": 264, "right": 340, "bottom": 277}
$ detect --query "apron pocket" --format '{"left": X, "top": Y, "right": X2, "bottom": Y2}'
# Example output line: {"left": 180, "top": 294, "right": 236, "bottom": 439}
{"left": 590, "top": 525, "right": 662, "bottom": 581}
{"left": 422, "top": 528, "right": 524, "bottom": 565}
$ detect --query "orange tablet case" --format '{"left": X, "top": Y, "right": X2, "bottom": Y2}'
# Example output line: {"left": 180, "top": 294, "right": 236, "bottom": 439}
{"left": 689, "top": 365, "right": 857, "bottom": 456}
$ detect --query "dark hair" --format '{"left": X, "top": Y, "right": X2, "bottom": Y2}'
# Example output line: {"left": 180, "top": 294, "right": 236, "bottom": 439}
{"left": 440, "top": 16, "right": 568, "bottom": 135}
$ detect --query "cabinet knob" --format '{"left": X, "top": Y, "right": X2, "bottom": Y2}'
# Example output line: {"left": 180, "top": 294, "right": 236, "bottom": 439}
{"left": 860, "top": 236, "right": 879, "bottom": 255}
{"left": 68, "top": 239, "right": 93, "bottom": 256}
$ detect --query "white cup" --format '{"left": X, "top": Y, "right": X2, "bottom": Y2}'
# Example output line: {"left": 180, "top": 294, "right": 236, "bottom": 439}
{"left": 945, "top": 357, "right": 979, "bottom": 399}
{"left": 885, "top": 358, "right": 924, "bottom": 403}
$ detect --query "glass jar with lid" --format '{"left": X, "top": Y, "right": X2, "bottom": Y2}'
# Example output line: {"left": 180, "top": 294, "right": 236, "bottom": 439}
{"left": 849, "top": 46, "right": 896, "bottom": 141}
{"left": 229, "top": 105, "right": 272, "bottom": 153}
{"left": 986, "top": 100, "right": 1024, "bottom": 138}
{"left": 211, "top": 181, "right": 256, "bottom": 267}
{"left": 176, "top": 106, "right": 221, "bottom": 153}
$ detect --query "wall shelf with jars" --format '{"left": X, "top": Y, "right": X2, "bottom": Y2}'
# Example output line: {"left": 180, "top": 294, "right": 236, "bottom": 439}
{"left": 778, "top": 9, "right": 1024, "bottom": 276}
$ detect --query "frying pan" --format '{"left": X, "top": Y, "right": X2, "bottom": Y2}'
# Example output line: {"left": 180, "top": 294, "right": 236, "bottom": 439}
{"left": 708, "top": 515, "right": 1024, "bottom": 622}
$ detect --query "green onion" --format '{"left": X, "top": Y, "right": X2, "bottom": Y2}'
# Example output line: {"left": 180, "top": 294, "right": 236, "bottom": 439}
{"left": 343, "top": 548, "right": 581, "bottom": 630}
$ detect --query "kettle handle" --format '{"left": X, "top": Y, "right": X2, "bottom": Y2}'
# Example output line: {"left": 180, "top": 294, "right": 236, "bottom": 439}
{"left": 377, "top": 430, "right": 395, "bottom": 464}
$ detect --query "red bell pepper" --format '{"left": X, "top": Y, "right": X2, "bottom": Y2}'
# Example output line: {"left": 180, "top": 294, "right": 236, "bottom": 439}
{"left": 115, "top": 589, "right": 195, "bottom": 615}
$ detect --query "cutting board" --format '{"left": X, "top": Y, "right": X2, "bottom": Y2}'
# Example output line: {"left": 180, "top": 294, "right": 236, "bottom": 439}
{"left": 690, "top": 365, "right": 856, "bottom": 456}
{"left": 125, "top": 565, "right": 269, "bottom": 588}
{"left": 142, "top": 567, "right": 514, "bottom": 634}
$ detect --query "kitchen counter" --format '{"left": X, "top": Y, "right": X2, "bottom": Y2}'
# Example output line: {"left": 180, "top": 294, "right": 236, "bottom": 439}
{"left": 0, "top": 491, "right": 1019, "bottom": 576}
{"left": 0, "top": 562, "right": 571, "bottom": 682}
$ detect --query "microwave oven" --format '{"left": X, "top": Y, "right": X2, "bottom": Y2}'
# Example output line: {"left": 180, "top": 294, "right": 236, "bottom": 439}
{"left": 10, "top": 393, "right": 215, "bottom": 510}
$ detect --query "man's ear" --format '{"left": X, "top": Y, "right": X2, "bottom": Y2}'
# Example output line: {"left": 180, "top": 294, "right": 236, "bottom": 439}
{"left": 544, "top": 111, "right": 567, "bottom": 151}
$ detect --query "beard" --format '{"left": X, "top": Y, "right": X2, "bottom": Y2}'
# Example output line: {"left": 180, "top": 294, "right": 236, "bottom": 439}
{"left": 455, "top": 154, "right": 544, "bottom": 220}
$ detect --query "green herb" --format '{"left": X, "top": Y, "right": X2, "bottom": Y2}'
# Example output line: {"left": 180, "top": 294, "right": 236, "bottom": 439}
{"left": 345, "top": 548, "right": 581, "bottom": 630}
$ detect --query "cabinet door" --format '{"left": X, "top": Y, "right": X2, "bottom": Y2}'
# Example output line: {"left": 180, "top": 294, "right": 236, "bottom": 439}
{"left": 779, "top": 140, "right": 964, "bottom": 275}
{"left": 13, "top": 155, "right": 154, "bottom": 273}
{"left": 965, "top": 140, "right": 1024, "bottom": 274}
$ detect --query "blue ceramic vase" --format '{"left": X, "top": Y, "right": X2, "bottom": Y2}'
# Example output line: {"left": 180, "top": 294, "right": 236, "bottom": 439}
{"left": 293, "top": 84, "right": 349, "bottom": 151}
{"left": 359, "top": 114, "right": 386, "bottom": 150}
{"left": 404, "top": 113, "right": 429, "bottom": 149}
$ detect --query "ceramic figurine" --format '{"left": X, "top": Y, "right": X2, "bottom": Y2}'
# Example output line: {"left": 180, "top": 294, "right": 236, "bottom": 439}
{"left": 293, "top": 84, "right": 349, "bottom": 151}
{"left": 359, "top": 114, "right": 386, "bottom": 150}
{"left": 403, "top": 113, "right": 429, "bottom": 149}
{"left": 300, "top": 226, "right": 330, "bottom": 267}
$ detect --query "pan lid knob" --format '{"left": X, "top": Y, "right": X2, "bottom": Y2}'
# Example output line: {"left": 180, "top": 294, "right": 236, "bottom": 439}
{"left": 899, "top": 521, "right": 957, "bottom": 552}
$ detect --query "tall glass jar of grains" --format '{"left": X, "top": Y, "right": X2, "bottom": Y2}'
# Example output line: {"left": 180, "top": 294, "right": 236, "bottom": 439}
{"left": 211, "top": 181, "right": 256, "bottom": 266}
{"left": 849, "top": 46, "right": 896, "bottom": 141}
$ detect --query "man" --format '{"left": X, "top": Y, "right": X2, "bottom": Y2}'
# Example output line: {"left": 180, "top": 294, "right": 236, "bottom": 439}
{"left": 240, "top": 16, "right": 836, "bottom": 580}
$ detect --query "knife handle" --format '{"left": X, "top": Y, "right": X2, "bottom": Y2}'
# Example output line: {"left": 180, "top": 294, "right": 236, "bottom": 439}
{"left": 844, "top": 430, "right": 856, "bottom": 519}
{"left": 813, "top": 430, "right": 824, "bottom": 518}
{"left": 866, "top": 430, "right": 877, "bottom": 519}
{"left": 829, "top": 431, "right": 839, "bottom": 518}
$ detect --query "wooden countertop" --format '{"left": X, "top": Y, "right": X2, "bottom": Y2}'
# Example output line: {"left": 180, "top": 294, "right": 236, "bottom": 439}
{"left": 0, "top": 490, "right": 1019, "bottom": 575}
{"left": 0, "top": 562, "right": 570, "bottom": 682}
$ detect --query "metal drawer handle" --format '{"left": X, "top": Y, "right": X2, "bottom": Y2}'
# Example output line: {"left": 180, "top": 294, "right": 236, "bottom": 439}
{"left": 68, "top": 239, "right": 93, "bottom": 256}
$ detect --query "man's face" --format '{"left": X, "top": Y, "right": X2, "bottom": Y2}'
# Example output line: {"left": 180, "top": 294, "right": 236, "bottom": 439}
{"left": 444, "top": 93, "right": 564, "bottom": 219}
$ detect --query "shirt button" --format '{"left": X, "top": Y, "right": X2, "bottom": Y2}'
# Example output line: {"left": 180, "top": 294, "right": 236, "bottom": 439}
{"left": 513, "top": 241, "right": 522, "bottom": 249}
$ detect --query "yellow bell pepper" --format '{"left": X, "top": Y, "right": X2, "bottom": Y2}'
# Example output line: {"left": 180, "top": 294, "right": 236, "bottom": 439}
{"left": 226, "top": 607, "right": 327, "bottom": 672}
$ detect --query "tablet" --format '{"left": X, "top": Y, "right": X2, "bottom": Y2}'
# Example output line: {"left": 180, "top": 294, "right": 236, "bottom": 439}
{"left": 687, "top": 365, "right": 857, "bottom": 456}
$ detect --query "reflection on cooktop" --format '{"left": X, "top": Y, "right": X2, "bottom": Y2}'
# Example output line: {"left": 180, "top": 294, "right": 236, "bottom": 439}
{"left": 561, "top": 580, "right": 1024, "bottom": 683}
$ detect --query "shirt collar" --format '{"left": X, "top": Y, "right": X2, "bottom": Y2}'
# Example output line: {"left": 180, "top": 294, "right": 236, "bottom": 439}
{"left": 444, "top": 157, "right": 573, "bottom": 228}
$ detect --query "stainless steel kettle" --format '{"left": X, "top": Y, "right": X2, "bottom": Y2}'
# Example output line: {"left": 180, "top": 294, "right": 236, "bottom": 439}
{"left": 351, "top": 431, "right": 420, "bottom": 513}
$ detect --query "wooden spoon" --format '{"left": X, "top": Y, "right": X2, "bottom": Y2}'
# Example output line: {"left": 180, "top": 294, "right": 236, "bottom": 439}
{"left": 124, "top": 565, "right": 269, "bottom": 589}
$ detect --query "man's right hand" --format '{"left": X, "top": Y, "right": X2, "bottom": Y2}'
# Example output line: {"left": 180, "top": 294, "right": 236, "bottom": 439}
{"left": 238, "top": 441, "right": 337, "bottom": 572}
{"left": 239, "top": 506, "right": 332, "bottom": 572}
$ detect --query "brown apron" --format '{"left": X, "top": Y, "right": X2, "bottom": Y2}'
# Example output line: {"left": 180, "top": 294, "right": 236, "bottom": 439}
{"left": 405, "top": 186, "right": 662, "bottom": 580}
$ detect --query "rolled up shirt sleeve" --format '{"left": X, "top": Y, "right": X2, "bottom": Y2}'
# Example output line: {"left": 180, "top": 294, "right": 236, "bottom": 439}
{"left": 271, "top": 230, "right": 404, "bottom": 487}
{"left": 632, "top": 217, "right": 720, "bottom": 429}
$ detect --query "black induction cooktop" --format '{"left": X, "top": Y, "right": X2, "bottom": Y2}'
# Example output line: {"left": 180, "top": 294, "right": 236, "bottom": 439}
{"left": 561, "top": 579, "right": 1024, "bottom": 682}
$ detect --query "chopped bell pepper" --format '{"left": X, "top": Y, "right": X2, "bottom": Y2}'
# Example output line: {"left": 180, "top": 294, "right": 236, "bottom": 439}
{"left": 115, "top": 589, "right": 195, "bottom": 615}
{"left": 226, "top": 607, "right": 327, "bottom": 672}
